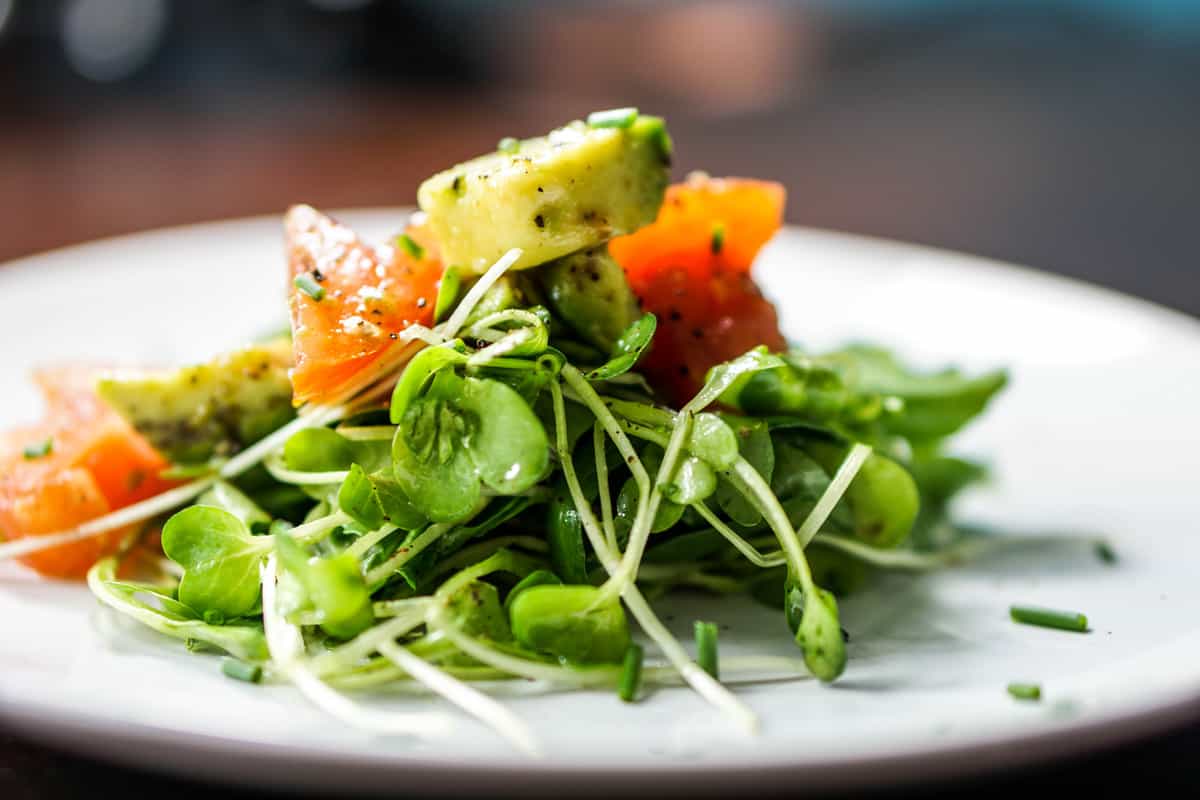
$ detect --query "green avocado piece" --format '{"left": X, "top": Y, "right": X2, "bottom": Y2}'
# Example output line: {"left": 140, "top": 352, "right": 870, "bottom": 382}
{"left": 537, "top": 245, "right": 640, "bottom": 352}
{"left": 418, "top": 115, "right": 672, "bottom": 275}
{"left": 96, "top": 339, "right": 295, "bottom": 464}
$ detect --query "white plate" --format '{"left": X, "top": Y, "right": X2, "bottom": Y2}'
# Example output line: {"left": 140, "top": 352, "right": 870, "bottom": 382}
{"left": 2, "top": 211, "right": 1199, "bottom": 794}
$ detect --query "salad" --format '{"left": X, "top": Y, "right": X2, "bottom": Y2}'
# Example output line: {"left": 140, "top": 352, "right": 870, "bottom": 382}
{"left": 0, "top": 110, "right": 1007, "bottom": 753}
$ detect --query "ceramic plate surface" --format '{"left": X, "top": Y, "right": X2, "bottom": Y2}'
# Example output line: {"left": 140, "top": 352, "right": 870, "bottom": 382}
{"left": 2, "top": 211, "right": 1199, "bottom": 794}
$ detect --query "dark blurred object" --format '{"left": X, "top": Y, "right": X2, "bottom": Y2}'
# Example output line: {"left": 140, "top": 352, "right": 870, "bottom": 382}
{"left": 0, "top": 0, "right": 1196, "bottom": 314}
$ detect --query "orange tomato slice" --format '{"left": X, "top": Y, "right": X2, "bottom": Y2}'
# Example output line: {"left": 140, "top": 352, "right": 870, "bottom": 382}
{"left": 0, "top": 367, "right": 175, "bottom": 578}
{"left": 286, "top": 205, "right": 442, "bottom": 406}
{"left": 609, "top": 176, "right": 788, "bottom": 406}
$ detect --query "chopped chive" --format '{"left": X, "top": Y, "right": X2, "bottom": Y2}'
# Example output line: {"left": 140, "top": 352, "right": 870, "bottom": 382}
{"left": 710, "top": 223, "right": 726, "bottom": 255}
{"left": 1007, "top": 682, "right": 1041, "bottom": 701}
{"left": 221, "top": 658, "right": 263, "bottom": 684}
{"left": 396, "top": 233, "right": 425, "bottom": 260}
{"left": 22, "top": 437, "right": 53, "bottom": 460}
{"left": 293, "top": 274, "right": 325, "bottom": 302}
{"left": 1095, "top": 541, "right": 1117, "bottom": 564}
{"left": 1010, "top": 605, "right": 1089, "bottom": 633}
{"left": 618, "top": 643, "right": 644, "bottom": 702}
{"left": 587, "top": 107, "right": 639, "bottom": 129}
{"left": 497, "top": 136, "right": 520, "bottom": 154}
{"left": 694, "top": 621, "right": 720, "bottom": 679}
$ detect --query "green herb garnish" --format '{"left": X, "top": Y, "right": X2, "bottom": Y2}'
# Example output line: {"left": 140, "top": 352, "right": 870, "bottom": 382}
{"left": 22, "top": 438, "right": 53, "bottom": 460}
{"left": 293, "top": 274, "right": 325, "bottom": 302}
{"left": 1010, "top": 605, "right": 1089, "bottom": 633}
{"left": 587, "top": 107, "right": 639, "bottom": 129}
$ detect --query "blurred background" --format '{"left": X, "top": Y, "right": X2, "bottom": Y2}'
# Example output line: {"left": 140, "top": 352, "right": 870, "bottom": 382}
{"left": 0, "top": 0, "right": 1197, "bottom": 316}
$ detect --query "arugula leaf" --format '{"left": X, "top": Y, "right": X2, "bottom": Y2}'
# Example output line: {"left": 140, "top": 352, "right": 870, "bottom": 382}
{"left": 162, "top": 506, "right": 271, "bottom": 618}
{"left": 825, "top": 345, "right": 1008, "bottom": 441}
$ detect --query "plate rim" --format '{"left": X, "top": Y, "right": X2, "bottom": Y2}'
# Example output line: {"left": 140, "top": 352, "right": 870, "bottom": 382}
{"left": 2, "top": 210, "right": 1199, "bottom": 792}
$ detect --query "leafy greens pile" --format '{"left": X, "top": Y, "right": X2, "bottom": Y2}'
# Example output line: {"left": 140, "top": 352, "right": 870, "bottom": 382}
{"left": 88, "top": 280, "right": 1005, "bottom": 750}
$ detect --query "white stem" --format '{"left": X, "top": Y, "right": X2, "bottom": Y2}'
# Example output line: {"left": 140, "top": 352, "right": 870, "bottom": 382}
{"left": 364, "top": 522, "right": 451, "bottom": 585}
{"left": 439, "top": 248, "right": 523, "bottom": 340}
{"left": 0, "top": 478, "right": 215, "bottom": 562}
{"left": 378, "top": 640, "right": 542, "bottom": 757}
{"left": 795, "top": 443, "right": 872, "bottom": 548}
{"left": 693, "top": 501, "right": 784, "bottom": 568}
{"left": 593, "top": 422, "right": 619, "bottom": 552}
{"left": 263, "top": 454, "right": 349, "bottom": 486}
{"left": 548, "top": 382, "right": 759, "bottom": 734}
{"left": 334, "top": 425, "right": 397, "bottom": 441}
{"left": 261, "top": 556, "right": 451, "bottom": 738}
{"left": 288, "top": 510, "right": 353, "bottom": 545}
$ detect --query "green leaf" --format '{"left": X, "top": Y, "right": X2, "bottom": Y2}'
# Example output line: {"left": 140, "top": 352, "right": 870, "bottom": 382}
{"left": 823, "top": 345, "right": 1008, "bottom": 441}
{"left": 694, "top": 346, "right": 786, "bottom": 410}
{"left": 504, "top": 569, "right": 562, "bottom": 611}
{"left": 687, "top": 412, "right": 738, "bottom": 471}
{"left": 275, "top": 534, "right": 374, "bottom": 639}
{"left": 162, "top": 506, "right": 270, "bottom": 618}
{"left": 508, "top": 585, "right": 630, "bottom": 665}
{"left": 388, "top": 341, "right": 469, "bottom": 426}
{"left": 659, "top": 456, "right": 717, "bottom": 506}
{"left": 92, "top": 561, "right": 268, "bottom": 661}
{"left": 586, "top": 313, "right": 656, "bottom": 381}
{"left": 283, "top": 428, "right": 356, "bottom": 473}
{"left": 546, "top": 487, "right": 590, "bottom": 584}
{"left": 370, "top": 470, "right": 429, "bottom": 530}
{"left": 617, "top": 475, "right": 683, "bottom": 535}
{"left": 446, "top": 580, "right": 513, "bottom": 642}
{"left": 196, "top": 481, "right": 272, "bottom": 533}
{"left": 458, "top": 377, "right": 550, "bottom": 495}
{"left": 715, "top": 416, "right": 775, "bottom": 526}
{"left": 392, "top": 370, "right": 482, "bottom": 523}
{"left": 805, "top": 441, "right": 919, "bottom": 549}
{"left": 337, "top": 464, "right": 386, "bottom": 530}
{"left": 432, "top": 495, "right": 533, "bottom": 559}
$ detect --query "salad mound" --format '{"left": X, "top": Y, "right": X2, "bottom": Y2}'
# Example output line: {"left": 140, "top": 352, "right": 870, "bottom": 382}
{"left": 0, "top": 110, "right": 1006, "bottom": 751}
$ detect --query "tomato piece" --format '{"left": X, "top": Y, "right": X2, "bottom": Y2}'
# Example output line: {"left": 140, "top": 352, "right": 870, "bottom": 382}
{"left": 633, "top": 269, "right": 787, "bottom": 406}
{"left": 0, "top": 367, "right": 175, "bottom": 578}
{"left": 609, "top": 176, "right": 788, "bottom": 406}
{"left": 609, "top": 175, "right": 785, "bottom": 278}
{"left": 286, "top": 205, "right": 442, "bottom": 406}
{"left": 0, "top": 467, "right": 127, "bottom": 578}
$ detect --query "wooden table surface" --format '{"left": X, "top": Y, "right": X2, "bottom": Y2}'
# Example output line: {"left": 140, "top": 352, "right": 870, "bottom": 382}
{"left": 2, "top": 36, "right": 1199, "bottom": 796}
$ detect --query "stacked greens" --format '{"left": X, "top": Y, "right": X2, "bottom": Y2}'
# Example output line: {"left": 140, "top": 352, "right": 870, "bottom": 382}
{"left": 87, "top": 273, "right": 1004, "bottom": 749}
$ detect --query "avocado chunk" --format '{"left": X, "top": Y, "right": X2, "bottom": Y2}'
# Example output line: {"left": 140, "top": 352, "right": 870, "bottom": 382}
{"left": 96, "top": 339, "right": 295, "bottom": 464}
{"left": 537, "top": 246, "right": 640, "bottom": 352}
{"left": 418, "top": 115, "right": 672, "bottom": 275}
